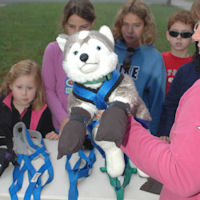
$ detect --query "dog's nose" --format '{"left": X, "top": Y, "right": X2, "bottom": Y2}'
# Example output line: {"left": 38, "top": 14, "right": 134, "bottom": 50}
{"left": 80, "top": 53, "right": 89, "bottom": 62}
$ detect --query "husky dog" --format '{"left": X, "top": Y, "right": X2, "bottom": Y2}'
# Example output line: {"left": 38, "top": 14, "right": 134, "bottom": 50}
{"left": 57, "top": 26, "right": 151, "bottom": 177}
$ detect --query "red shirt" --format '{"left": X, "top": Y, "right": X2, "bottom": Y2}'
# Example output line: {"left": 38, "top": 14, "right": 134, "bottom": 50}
{"left": 162, "top": 52, "right": 192, "bottom": 94}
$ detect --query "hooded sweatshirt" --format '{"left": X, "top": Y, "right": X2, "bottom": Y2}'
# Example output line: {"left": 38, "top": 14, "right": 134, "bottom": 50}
{"left": 115, "top": 40, "right": 166, "bottom": 135}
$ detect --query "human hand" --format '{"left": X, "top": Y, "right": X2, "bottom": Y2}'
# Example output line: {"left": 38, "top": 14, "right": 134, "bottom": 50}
{"left": 160, "top": 136, "right": 170, "bottom": 143}
{"left": 95, "top": 110, "right": 104, "bottom": 121}
{"left": 59, "top": 117, "right": 70, "bottom": 137}
{"left": 45, "top": 131, "right": 59, "bottom": 140}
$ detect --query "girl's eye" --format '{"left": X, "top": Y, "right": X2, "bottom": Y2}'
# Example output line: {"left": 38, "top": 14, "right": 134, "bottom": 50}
{"left": 96, "top": 46, "right": 101, "bottom": 50}
{"left": 122, "top": 23, "right": 129, "bottom": 28}
{"left": 73, "top": 51, "right": 78, "bottom": 55}
{"left": 17, "top": 86, "right": 22, "bottom": 89}
{"left": 134, "top": 24, "right": 141, "bottom": 28}
{"left": 28, "top": 87, "right": 33, "bottom": 90}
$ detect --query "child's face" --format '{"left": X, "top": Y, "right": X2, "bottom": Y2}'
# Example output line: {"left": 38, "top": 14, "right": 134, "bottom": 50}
{"left": 65, "top": 14, "right": 94, "bottom": 35}
{"left": 192, "top": 21, "right": 200, "bottom": 55}
{"left": 166, "top": 21, "right": 193, "bottom": 52}
{"left": 121, "top": 13, "right": 144, "bottom": 48}
{"left": 9, "top": 75, "right": 36, "bottom": 110}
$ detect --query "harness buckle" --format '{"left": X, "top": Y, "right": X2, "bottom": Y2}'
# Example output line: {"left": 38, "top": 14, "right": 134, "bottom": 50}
{"left": 31, "top": 172, "right": 41, "bottom": 183}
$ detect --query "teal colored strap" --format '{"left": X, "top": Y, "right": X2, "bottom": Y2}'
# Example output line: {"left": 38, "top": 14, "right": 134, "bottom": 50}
{"left": 100, "top": 158, "right": 137, "bottom": 200}
{"left": 90, "top": 121, "right": 137, "bottom": 200}
{"left": 83, "top": 73, "right": 112, "bottom": 85}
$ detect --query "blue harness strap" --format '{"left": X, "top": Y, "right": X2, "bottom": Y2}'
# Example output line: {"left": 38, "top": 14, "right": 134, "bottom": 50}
{"left": 65, "top": 71, "right": 123, "bottom": 200}
{"left": 65, "top": 121, "right": 104, "bottom": 200}
{"left": 65, "top": 70, "right": 149, "bottom": 199}
{"left": 134, "top": 117, "right": 150, "bottom": 129}
{"left": 87, "top": 121, "right": 105, "bottom": 157}
{"left": 73, "top": 70, "right": 122, "bottom": 109}
{"left": 65, "top": 148, "right": 96, "bottom": 200}
{"left": 9, "top": 125, "right": 54, "bottom": 200}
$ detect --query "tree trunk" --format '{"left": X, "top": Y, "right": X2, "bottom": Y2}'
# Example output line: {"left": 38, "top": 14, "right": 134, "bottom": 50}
{"left": 166, "top": 0, "right": 171, "bottom": 6}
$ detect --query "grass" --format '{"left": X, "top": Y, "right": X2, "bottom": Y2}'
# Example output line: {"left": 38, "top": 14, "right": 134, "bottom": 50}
{"left": 0, "top": 2, "right": 188, "bottom": 83}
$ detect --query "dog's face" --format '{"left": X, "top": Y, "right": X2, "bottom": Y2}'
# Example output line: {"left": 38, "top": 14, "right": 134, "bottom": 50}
{"left": 57, "top": 26, "right": 118, "bottom": 84}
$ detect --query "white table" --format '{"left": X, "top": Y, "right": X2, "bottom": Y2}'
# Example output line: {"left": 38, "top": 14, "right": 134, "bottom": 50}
{"left": 0, "top": 140, "right": 160, "bottom": 200}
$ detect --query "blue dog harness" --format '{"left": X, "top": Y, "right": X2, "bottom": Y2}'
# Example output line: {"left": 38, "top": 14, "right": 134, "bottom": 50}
{"left": 66, "top": 70, "right": 146, "bottom": 200}
{"left": 73, "top": 70, "right": 124, "bottom": 109}
{"left": 65, "top": 121, "right": 103, "bottom": 200}
{"left": 65, "top": 147, "right": 96, "bottom": 200}
{"left": 65, "top": 70, "right": 123, "bottom": 199}
{"left": 9, "top": 122, "right": 54, "bottom": 200}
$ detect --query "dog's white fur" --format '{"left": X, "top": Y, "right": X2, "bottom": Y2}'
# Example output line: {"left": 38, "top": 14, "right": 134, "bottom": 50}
{"left": 57, "top": 26, "right": 151, "bottom": 177}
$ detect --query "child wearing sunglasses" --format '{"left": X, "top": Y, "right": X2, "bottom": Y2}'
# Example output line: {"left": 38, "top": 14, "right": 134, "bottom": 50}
{"left": 158, "top": 13, "right": 199, "bottom": 141}
{"left": 162, "top": 10, "right": 195, "bottom": 94}
{"left": 112, "top": 0, "right": 166, "bottom": 136}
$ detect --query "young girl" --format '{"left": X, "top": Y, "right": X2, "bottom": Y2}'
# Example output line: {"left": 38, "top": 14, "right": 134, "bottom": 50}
{"left": 42, "top": 0, "right": 96, "bottom": 133}
{"left": 0, "top": 59, "right": 58, "bottom": 140}
{"left": 112, "top": 0, "right": 166, "bottom": 136}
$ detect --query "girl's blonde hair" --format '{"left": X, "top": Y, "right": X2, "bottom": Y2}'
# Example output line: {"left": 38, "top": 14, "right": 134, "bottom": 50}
{"left": 112, "top": 0, "right": 156, "bottom": 46}
{"left": 0, "top": 59, "right": 45, "bottom": 110}
{"left": 191, "top": 0, "right": 200, "bottom": 22}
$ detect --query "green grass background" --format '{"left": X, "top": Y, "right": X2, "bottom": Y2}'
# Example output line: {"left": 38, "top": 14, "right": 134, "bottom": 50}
{"left": 0, "top": 2, "right": 193, "bottom": 83}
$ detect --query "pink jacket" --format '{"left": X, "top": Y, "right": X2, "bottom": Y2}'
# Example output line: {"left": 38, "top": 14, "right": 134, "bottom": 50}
{"left": 121, "top": 79, "right": 200, "bottom": 200}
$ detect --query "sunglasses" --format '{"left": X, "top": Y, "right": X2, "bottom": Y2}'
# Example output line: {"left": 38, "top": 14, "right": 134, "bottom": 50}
{"left": 169, "top": 30, "right": 193, "bottom": 38}
{"left": 122, "top": 48, "right": 135, "bottom": 73}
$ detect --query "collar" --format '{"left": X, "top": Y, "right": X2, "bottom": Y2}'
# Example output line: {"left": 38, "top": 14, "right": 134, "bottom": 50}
{"left": 83, "top": 73, "right": 112, "bottom": 85}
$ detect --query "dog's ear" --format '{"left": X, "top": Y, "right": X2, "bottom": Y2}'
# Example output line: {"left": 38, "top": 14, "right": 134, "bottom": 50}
{"left": 99, "top": 25, "right": 114, "bottom": 45}
{"left": 56, "top": 34, "right": 68, "bottom": 52}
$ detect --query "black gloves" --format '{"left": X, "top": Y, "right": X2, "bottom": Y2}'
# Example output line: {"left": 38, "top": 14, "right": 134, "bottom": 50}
{"left": 95, "top": 101, "right": 129, "bottom": 147}
{"left": 57, "top": 107, "right": 91, "bottom": 159}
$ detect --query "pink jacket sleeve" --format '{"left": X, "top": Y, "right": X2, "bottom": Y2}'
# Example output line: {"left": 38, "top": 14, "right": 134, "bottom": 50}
{"left": 121, "top": 80, "right": 200, "bottom": 198}
{"left": 42, "top": 42, "right": 68, "bottom": 127}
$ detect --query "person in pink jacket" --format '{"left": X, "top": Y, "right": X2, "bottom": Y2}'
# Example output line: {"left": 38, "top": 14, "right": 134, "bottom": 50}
{"left": 95, "top": 1, "right": 200, "bottom": 199}
{"left": 42, "top": 0, "right": 96, "bottom": 132}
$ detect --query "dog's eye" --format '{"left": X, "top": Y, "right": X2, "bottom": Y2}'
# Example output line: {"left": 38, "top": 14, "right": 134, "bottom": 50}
{"left": 73, "top": 51, "right": 78, "bottom": 55}
{"left": 96, "top": 46, "right": 101, "bottom": 51}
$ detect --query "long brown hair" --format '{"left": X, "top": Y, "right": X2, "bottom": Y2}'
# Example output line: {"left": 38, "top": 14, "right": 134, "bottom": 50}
{"left": 191, "top": 0, "right": 200, "bottom": 22}
{"left": 112, "top": 0, "right": 156, "bottom": 46}
{"left": 61, "top": 0, "right": 96, "bottom": 32}
{"left": 0, "top": 59, "right": 46, "bottom": 110}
